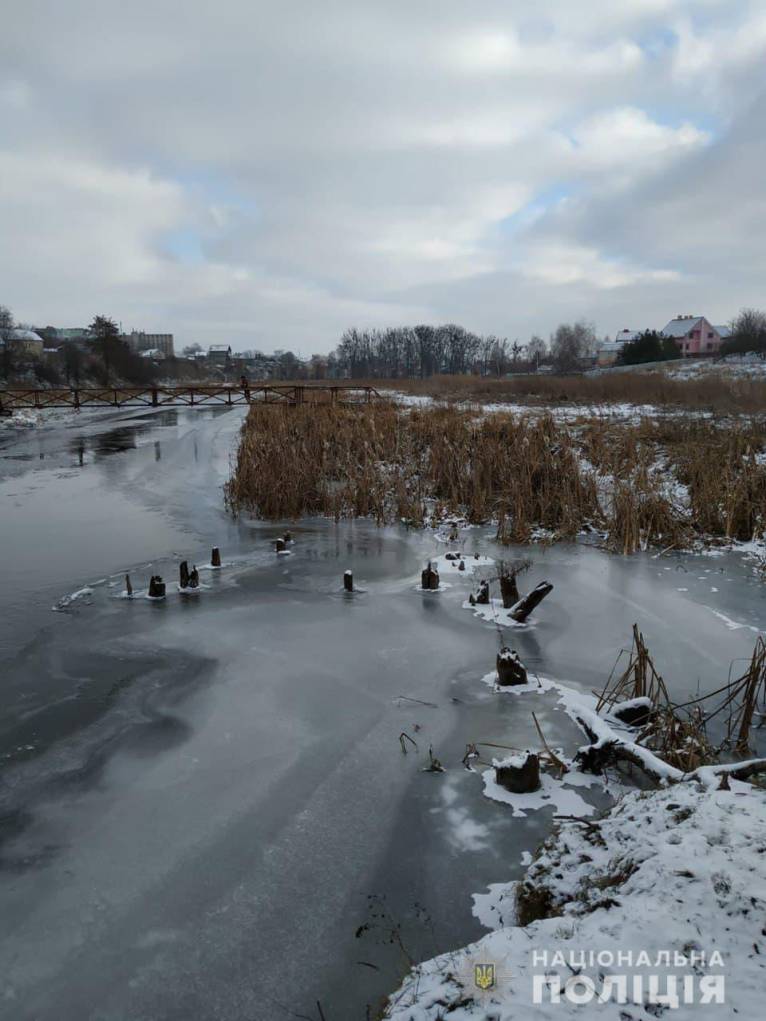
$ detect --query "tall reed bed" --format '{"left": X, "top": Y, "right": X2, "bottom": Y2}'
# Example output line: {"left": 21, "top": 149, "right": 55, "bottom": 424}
{"left": 226, "top": 404, "right": 599, "bottom": 539}
{"left": 226, "top": 403, "right": 766, "bottom": 554}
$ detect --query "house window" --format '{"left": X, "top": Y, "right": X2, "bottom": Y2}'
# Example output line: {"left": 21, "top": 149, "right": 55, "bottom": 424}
{"left": 692, "top": 330, "right": 700, "bottom": 338}
{"left": 707, "top": 332, "right": 714, "bottom": 339}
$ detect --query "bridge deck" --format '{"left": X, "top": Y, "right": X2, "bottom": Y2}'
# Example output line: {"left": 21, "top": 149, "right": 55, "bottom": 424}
{"left": 0, "top": 384, "right": 380, "bottom": 412}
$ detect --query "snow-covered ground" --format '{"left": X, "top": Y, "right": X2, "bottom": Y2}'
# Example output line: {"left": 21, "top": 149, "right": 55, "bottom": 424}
{"left": 385, "top": 390, "right": 675, "bottom": 425}
{"left": 667, "top": 354, "right": 766, "bottom": 380}
{"left": 384, "top": 667, "right": 766, "bottom": 1018}
{"left": 386, "top": 777, "right": 765, "bottom": 1018}
{"left": 0, "top": 409, "right": 38, "bottom": 429}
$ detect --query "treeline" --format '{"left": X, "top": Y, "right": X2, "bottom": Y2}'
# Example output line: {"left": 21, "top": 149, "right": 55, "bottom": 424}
{"left": 721, "top": 308, "right": 766, "bottom": 357}
{"left": 332, "top": 324, "right": 554, "bottom": 379}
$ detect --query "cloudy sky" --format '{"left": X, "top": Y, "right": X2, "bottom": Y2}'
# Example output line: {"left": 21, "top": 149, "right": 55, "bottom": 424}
{"left": 2, "top": 1, "right": 765, "bottom": 355}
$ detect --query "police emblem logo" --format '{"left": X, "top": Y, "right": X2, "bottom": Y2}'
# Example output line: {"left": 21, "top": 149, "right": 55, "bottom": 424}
{"left": 474, "top": 963, "right": 495, "bottom": 990}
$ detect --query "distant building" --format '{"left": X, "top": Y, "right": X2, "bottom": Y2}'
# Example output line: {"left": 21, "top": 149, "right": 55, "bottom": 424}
{"left": 6, "top": 329, "right": 44, "bottom": 360}
{"left": 660, "top": 315, "right": 726, "bottom": 357}
{"left": 207, "top": 344, "right": 232, "bottom": 366}
{"left": 239, "top": 353, "right": 278, "bottom": 378}
{"left": 53, "top": 327, "right": 91, "bottom": 342}
{"left": 596, "top": 328, "right": 641, "bottom": 367}
{"left": 123, "top": 331, "right": 175, "bottom": 358}
{"left": 139, "top": 348, "right": 168, "bottom": 360}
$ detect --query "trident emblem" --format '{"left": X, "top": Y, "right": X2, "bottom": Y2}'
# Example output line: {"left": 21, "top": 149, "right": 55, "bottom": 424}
{"left": 474, "top": 963, "right": 496, "bottom": 990}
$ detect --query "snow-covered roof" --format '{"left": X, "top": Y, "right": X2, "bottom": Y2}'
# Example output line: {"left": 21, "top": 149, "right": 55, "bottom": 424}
{"left": 661, "top": 316, "right": 703, "bottom": 337}
{"left": 715, "top": 324, "right": 732, "bottom": 338}
{"left": 613, "top": 329, "right": 639, "bottom": 343}
{"left": 208, "top": 344, "right": 231, "bottom": 353}
{"left": 9, "top": 328, "right": 43, "bottom": 342}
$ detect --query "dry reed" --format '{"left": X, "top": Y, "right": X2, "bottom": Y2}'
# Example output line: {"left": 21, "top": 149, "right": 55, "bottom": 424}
{"left": 226, "top": 403, "right": 766, "bottom": 557}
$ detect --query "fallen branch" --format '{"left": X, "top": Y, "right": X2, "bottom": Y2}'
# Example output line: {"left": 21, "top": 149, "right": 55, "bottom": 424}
{"left": 532, "top": 711, "right": 569, "bottom": 775}
{"left": 395, "top": 695, "right": 438, "bottom": 708}
{"left": 399, "top": 732, "right": 418, "bottom": 754}
{"left": 554, "top": 814, "right": 601, "bottom": 832}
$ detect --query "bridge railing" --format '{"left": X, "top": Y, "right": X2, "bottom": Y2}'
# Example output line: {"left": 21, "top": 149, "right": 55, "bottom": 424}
{"left": 0, "top": 384, "right": 381, "bottom": 412}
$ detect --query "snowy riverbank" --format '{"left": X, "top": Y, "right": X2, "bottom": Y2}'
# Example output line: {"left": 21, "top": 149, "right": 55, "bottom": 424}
{"left": 384, "top": 668, "right": 766, "bottom": 1018}
{"left": 385, "top": 776, "right": 765, "bottom": 1018}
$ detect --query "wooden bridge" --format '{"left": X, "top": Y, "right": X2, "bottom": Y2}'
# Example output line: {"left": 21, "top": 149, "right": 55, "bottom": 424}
{"left": 0, "top": 383, "right": 381, "bottom": 414}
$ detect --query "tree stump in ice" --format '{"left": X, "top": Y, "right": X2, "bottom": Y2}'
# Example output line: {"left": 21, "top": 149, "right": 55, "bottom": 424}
{"left": 275, "top": 538, "right": 286, "bottom": 553}
{"left": 188, "top": 566, "right": 199, "bottom": 589}
{"left": 476, "top": 580, "right": 490, "bottom": 605}
{"left": 499, "top": 574, "right": 520, "bottom": 609}
{"left": 125, "top": 574, "right": 133, "bottom": 597}
{"left": 509, "top": 581, "right": 553, "bottom": 623}
{"left": 495, "top": 752, "right": 540, "bottom": 794}
{"left": 344, "top": 570, "right": 353, "bottom": 592}
{"left": 283, "top": 530, "right": 292, "bottom": 543}
{"left": 148, "top": 575, "right": 166, "bottom": 599}
{"left": 458, "top": 559, "right": 465, "bottom": 571}
{"left": 421, "top": 562, "right": 440, "bottom": 590}
{"left": 179, "top": 561, "right": 190, "bottom": 589}
{"left": 496, "top": 647, "right": 528, "bottom": 686}
{"left": 211, "top": 547, "right": 221, "bottom": 568}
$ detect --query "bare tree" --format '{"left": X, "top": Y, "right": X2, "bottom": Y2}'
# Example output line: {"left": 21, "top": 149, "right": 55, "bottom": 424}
{"left": 0, "top": 304, "right": 14, "bottom": 339}
{"left": 527, "top": 335, "right": 547, "bottom": 368}
{"left": 722, "top": 308, "right": 766, "bottom": 356}
{"left": 550, "top": 321, "right": 597, "bottom": 372}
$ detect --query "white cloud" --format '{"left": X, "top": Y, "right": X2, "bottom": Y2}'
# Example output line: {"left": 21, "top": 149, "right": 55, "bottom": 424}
{"left": 520, "top": 241, "right": 682, "bottom": 289}
{"left": 0, "top": 1, "right": 764, "bottom": 352}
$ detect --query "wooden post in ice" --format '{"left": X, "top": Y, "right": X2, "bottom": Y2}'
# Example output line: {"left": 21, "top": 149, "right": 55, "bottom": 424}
{"left": 148, "top": 575, "right": 166, "bottom": 599}
{"left": 343, "top": 570, "right": 353, "bottom": 592}
{"left": 475, "top": 579, "right": 490, "bottom": 604}
{"left": 189, "top": 566, "right": 199, "bottom": 589}
{"left": 495, "top": 752, "right": 541, "bottom": 794}
{"left": 499, "top": 574, "right": 520, "bottom": 609}
{"left": 179, "top": 560, "right": 190, "bottom": 589}
{"left": 421, "top": 561, "right": 440, "bottom": 590}
{"left": 125, "top": 573, "right": 133, "bottom": 597}
{"left": 509, "top": 581, "right": 553, "bottom": 623}
{"left": 283, "top": 530, "right": 292, "bottom": 543}
{"left": 496, "top": 647, "right": 528, "bottom": 686}
{"left": 275, "top": 537, "right": 286, "bottom": 553}
{"left": 211, "top": 547, "right": 221, "bottom": 568}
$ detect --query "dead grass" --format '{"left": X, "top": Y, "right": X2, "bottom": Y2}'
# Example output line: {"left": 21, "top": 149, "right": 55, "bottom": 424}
{"left": 226, "top": 404, "right": 600, "bottom": 540}
{"left": 370, "top": 371, "right": 766, "bottom": 415}
{"left": 226, "top": 403, "right": 766, "bottom": 556}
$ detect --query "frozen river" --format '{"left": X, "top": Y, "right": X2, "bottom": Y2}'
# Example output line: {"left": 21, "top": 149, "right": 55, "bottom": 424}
{"left": 0, "top": 406, "right": 764, "bottom": 1020}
